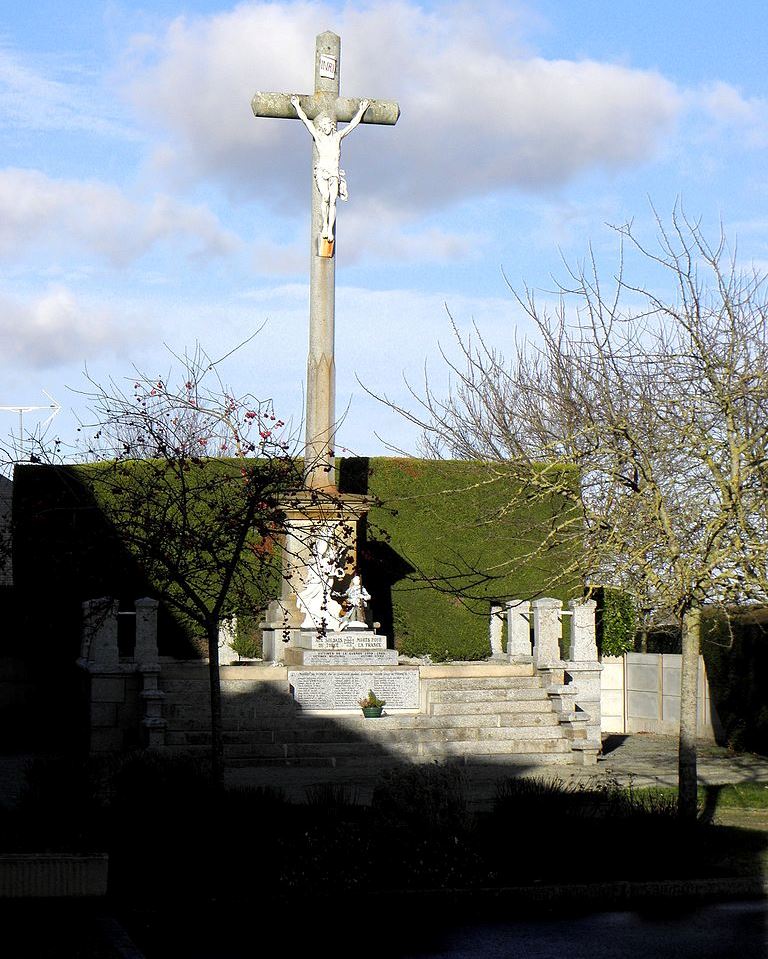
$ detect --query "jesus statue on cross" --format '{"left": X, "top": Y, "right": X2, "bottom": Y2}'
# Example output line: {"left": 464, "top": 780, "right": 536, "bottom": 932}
{"left": 290, "top": 95, "right": 370, "bottom": 242}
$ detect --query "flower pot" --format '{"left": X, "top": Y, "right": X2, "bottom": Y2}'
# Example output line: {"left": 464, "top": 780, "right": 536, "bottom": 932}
{"left": 361, "top": 706, "right": 383, "bottom": 718}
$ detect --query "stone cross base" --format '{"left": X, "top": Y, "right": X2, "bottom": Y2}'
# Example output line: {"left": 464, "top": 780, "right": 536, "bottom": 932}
{"left": 260, "top": 490, "right": 377, "bottom": 662}
{"left": 284, "top": 630, "right": 396, "bottom": 666}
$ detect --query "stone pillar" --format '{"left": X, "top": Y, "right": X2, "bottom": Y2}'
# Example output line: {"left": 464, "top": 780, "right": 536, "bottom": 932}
{"left": 78, "top": 598, "right": 124, "bottom": 752}
{"left": 565, "top": 598, "right": 602, "bottom": 755}
{"left": 489, "top": 604, "right": 504, "bottom": 658}
{"left": 81, "top": 598, "right": 119, "bottom": 668}
{"left": 305, "top": 32, "right": 340, "bottom": 490}
{"left": 133, "top": 598, "right": 166, "bottom": 748}
{"left": 531, "top": 597, "right": 562, "bottom": 668}
{"left": 134, "top": 597, "right": 159, "bottom": 665}
{"left": 569, "top": 598, "right": 598, "bottom": 661}
{"left": 505, "top": 600, "right": 532, "bottom": 662}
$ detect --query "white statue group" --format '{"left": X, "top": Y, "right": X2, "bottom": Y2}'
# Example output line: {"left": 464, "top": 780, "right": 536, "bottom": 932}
{"left": 296, "top": 526, "right": 371, "bottom": 632}
{"left": 290, "top": 95, "right": 370, "bottom": 242}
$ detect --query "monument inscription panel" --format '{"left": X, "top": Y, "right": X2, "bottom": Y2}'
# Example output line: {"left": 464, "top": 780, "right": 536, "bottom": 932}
{"left": 288, "top": 669, "right": 420, "bottom": 709}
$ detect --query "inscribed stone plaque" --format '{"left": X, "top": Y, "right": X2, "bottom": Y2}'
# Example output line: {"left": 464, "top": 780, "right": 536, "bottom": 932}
{"left": 288, "top": 669, "right": 420, "bottom": 709}
{"left": 299, "top": 649, "right": 399, "bottom": 666}
{"left": 295, "top": 632, "right": 388, "bottom": 651}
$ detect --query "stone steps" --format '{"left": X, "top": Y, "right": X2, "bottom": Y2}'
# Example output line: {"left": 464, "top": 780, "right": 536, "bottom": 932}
{"left": 424, "top": 674, "right": 535, "bottom": 689}
{"left": 223, "top": 734, "right": 572, "bottom": 763}
{"left": 430, "top": 687, "right": 551, "bottom": 703}
{"left": 429, "top": 696, "right": 551, "bottom": 715}
{"left": 164, "top": 667, "right": 586, "bottom": 769}
{"left": 219, "top": 721, "right": 564, "bottom": 748}
{"left": 218, "top": 709, "right": 558, "bottom": 734}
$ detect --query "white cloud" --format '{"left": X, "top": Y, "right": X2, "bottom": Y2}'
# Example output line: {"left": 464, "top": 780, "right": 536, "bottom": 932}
{"left": 124, "top": 1, "right": 683, "bottom": 214}
{"left": 0, "top": 44, "right": 130, "bottom": 138}
{"left": 0, "top": 168, "right": 239, "bottom": 265}
{"left": 696, "top": 81, "right": 768, "bottom": 147}
{"left": 0, "top": 287, "right": 141, "bottom": 369}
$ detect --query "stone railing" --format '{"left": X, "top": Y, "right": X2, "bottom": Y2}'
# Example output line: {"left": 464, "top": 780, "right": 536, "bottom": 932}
{"left": 77, "top": 597, "right": 166, "bottom": 752}
{"left": 495, "top": 597, "right": 602, "bottom": 760}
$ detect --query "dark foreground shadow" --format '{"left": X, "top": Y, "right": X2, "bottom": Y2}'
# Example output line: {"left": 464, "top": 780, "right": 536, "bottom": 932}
{"left": 602, "top": 734, "right": 631, "bottom": 755}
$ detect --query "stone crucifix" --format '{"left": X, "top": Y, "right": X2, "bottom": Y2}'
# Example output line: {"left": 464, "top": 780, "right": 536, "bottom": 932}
{"left": 251, "top": 31, "right": 399, "bottom": 489}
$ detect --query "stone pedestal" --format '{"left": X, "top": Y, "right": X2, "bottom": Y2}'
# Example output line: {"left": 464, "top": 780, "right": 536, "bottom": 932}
{"left": 260, "top": 490, "right": 388, "bottom": 662}
{"left": 565, "top": 599, "right": 601, "bottom": 749}
{"left": 531, "top": 597, "right": 562, "bottom": 667}
{"left": 506, "top": 600, "right": 533, "bottom": 662}
{"left": 285, "top": 630, "right": 398, "bottom": 666}
{"left": 489, "top": 604, "right": 504, "bottom": 658}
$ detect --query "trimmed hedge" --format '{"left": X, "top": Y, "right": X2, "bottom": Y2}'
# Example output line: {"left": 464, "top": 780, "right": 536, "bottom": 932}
{"left": 345, "top": 458, "right": 579, "bottom": 660}
{"left": 702, "top": 608, "right": 768, "bottom": 754}
{"left": 12, "top": 457, "right": 579, "bottom": 662}
{"left": 594, "top": 587, "right": 637, "bottom": 657}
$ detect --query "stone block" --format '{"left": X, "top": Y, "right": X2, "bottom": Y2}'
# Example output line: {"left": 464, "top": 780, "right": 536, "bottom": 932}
{"left": 90, "top": 677, "right": 125, "bottom": 704}
{"left": 568, "top": 598, "right": 597, "bottom": 661}
{"left": 531, "top": 598, "right": 562, "bottom": 667}
{"left": 505, "top": 600, "right": 532, "bottom": 660}
{"left": 90, "top": 728, "right": 123, "bottom": 752}
{"left": 489, "top": 605, "right": 504, "bottom": 656}
{"left": 90, "top": 703, "right": 117, "bottom": 727}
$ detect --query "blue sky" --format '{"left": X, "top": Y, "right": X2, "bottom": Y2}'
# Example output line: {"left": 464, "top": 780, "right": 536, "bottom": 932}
{"left": 1, "top": 0, "right": 767, "bottom": 457}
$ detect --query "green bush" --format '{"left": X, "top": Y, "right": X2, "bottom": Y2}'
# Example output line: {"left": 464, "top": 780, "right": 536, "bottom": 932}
{"left": 702, "top": 607, "right": 768, "bottom": 754}
{"left": 356, "top": 458, "right": 579, "bottom": 660}
{"left": 595, "top": 586, "right": 637, "bottom": 656}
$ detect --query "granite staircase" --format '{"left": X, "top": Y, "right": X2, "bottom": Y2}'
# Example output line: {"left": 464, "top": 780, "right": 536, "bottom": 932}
{"left": 204, "top": 669, "right": 586, "bottom": 769}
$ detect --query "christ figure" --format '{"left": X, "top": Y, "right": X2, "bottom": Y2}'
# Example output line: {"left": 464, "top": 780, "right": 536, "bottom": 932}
{"left": 290, "top": 95, "right": 370, "bottom": 241}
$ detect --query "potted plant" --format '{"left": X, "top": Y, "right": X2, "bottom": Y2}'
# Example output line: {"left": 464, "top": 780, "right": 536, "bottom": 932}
{"left": 358, "top": 690, "right": 386, "bottom": 718}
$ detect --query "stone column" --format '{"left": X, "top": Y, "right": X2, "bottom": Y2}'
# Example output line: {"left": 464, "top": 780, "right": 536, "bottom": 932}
{"left": 505, "top": 600, "right": 532, "bottom": 662}
{"left": 569, "top": 598, "right": 598, "bottom": 661}
{"left": 81, "top": 598, "right": 119, "bottom": 668}
{"left": 134, "top": 597, "right": 166, "bottom": 748}
{"left": 489, "top": 604, "right": 504, "bottom": 658}
{"left": 565, "top": 598, "right": 602, "bottom": 754}
{"left": 306, "top": 31, "right": 340, "bottom": 489}
{"left": 78, "top": 598, "right": 124, "bottom": 753}
{"left": 531, "top": 597, "right": 562, "bottom": 668}
{"left": 134, "top": 597, "right": 159, "bottom": 665}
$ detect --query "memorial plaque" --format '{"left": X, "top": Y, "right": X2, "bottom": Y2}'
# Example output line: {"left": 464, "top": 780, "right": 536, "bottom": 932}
{"left": 288, "top": 669, "right": 420, "bottom": 709}
{"left": 299, "top": 649, "right": 399, "bottom": 665}
{"left": 295, "top": 631, "right": 388, "bottom": 651}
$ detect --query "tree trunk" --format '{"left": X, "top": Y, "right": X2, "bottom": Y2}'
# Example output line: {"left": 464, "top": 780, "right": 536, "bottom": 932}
{"left": 207, "top": 620, "right": 224, "bottom": 788}
{"left": 678, "top": 604, "right": 701, "bottom": 819}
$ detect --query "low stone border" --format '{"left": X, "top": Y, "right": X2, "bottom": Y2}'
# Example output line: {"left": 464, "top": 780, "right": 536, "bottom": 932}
{"left": 371, "top": 876, "right": 767, "bottom": 909}
{"left": 0, "top": 853, "right": 108, "bottom": 898}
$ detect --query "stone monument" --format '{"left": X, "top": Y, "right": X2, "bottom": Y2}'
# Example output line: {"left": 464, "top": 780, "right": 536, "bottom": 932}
{"left": 253, "top": 31, "right": 409, "bottom": 706}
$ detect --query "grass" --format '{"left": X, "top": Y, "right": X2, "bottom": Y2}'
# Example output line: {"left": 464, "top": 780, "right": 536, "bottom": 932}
{"left": 629, "top": 782, "right": 768, "bottom": 811}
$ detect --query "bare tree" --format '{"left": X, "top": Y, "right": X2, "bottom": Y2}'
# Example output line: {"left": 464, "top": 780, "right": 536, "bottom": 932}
{"left": 78, "top": 343, "right": 306, "bottom": 785}
{"left": 379, "top": 210, "right": 768, "bottom": 818}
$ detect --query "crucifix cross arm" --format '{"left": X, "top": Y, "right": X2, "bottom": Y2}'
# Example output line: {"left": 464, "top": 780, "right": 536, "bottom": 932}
{"left": 251, "top": 92, "right": 399, "bottom": 126}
